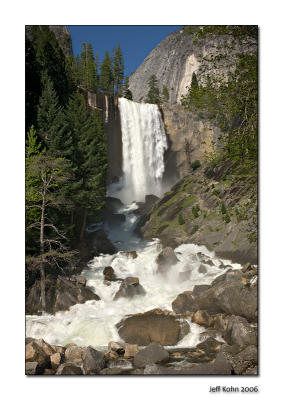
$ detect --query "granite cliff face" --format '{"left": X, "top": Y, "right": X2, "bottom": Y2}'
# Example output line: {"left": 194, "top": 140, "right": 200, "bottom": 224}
{"left": 129, "top": 28, "right": 256, "bottom": 104}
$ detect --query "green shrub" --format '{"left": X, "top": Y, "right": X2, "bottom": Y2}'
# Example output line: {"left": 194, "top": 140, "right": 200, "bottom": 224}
{"left": 191, "top": 225, "right": 199, "bottom": 234}
{"left": 192, "top": 204, "right": 200, "bottom": 218}
{"left": 212, "top": 189, "right": 220, "bottom": 196}
{"left": 178, "top": 213, "right": 185, "bottom": 225}
{"left": 223, "top": 214, "right": 231, "bottom": 223}
{"left": 221, "top": 202, "right": 227, "bottom": 214}
{"left": 190, "top": 160, "right": 201, "bottom": 171}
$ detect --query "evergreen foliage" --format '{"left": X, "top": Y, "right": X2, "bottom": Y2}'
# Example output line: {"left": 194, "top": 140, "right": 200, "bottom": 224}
{"left": 161, "top": 85, "right": 170, "bottom": 102}
{"left": 113, "top": 44, "right": 125, "bottom": 95}
{"left": 178, "top": 213, "right": 185, "bottom": 225}
{"left": 190, "top": 160, "right": 201, "bottom": 170}
{"left": 122, "top": 76, "right": 133, "bottom": 100}
{"left": 145, "top": 75, "right": 161, "bottom": 104}
{"left": 100, "top": 51, "right": 114, "bottom": 95}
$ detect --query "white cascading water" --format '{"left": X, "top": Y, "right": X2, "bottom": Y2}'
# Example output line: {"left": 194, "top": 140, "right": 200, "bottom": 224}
{"left": 26, "top": 203, "right": 241, "bottom": 348}
{"left": 25, "top": 98, "right": 242, "bottom": 350}
{"left": 112, "top": 98, "right": 168, "bottom": 203}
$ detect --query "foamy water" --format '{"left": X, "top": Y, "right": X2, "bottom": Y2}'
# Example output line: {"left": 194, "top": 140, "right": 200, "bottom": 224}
{"left": 26, "top": 205, "right": 241, "bottom": 348}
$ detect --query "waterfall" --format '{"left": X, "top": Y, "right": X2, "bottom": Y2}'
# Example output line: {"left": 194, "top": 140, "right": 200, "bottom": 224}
{"left": 116, "top": 98, "right": 168, "bottom": 203}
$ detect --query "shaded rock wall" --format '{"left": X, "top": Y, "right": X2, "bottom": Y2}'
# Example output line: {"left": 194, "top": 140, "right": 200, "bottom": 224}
{"left": 162, "top": 102, "right": 221, "bottom": 185}
{"left": 82, "top": 90, "right": 123, "bottom": 183}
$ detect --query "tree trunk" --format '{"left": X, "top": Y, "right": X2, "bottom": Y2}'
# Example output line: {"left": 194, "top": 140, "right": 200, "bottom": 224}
{"left": 80, "top": 209, "right": 87, "bottom": 242}
{"left": 40, "top": 190, "right": 46, "bottom": 310}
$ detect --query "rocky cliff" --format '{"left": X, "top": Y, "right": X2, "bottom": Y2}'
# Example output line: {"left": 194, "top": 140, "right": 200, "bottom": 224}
{"left": 129, "top": 27, "right": 256, "bottom": 104}
{"left": 136, "top": 163, "right": 257, "bottom": 265}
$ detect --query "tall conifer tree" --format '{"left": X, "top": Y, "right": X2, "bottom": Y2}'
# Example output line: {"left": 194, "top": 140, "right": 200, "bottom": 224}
{"left": 100, "top": 51, "right": 113, "bottom": 95}
{"left": 113, "top": 44, "right": 124, "bottom": 95}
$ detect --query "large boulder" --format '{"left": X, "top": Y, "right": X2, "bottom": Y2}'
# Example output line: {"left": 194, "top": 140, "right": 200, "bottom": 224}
{"left": 224, "top": 316, "right": 257, "bottom": 347}
{"left": 103, "top": 266, "right": 117, "bottom": 282}
{"left": 172, "top": 291, "right": 198, "bottom": 314}
{"left": 192, "top": 310, "right": 213, "bottom": 328}
{"left": 53, "top": 276, "right": 100, "bottom": 313}
{"left": 83, "top": 347, "right": 106, "bottom": 374}
{"left": 114, "top": 277, "right": 146, "bottom": 300}
{"left": 156, "top": 247, "right": 179, "bottom": 274}
{"left": 81, "top": 229, "right": 117, "bottom": 261}
{"left": 194, "top": 270, "right": 257, "bottom": 321}
{"left": 221, "top": 344, "right": 258, "bottom": 375}
{"left": 133, "top": 342, "right": 169, "bottom": 368}
{"left": 116, "top": 308, "right": 190, "bottom": 346}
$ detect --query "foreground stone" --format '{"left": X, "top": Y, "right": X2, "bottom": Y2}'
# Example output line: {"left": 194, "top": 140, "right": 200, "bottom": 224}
{"left": 221, "top": 344, "right": 258, "bottom": 375}
{"left": 25, "top": 362, "right": 41, "bottom": 375}
{"left": 133, "top": 342, "right": 169, "bottom": 368}
{"left": 56, "top": 363, "right": 83, "bottom": 375}
{"left": 116, "top": 309, "right": 190, "bottom": 346}
{"left": 83, "top": 347, "right": 106, "bottom": 374}
{"left": 172, "top": 291, "right": 197, "bottom": 314}
{"left": 25, "top": 341, "right": 50, "bottom": 369}
{"left": 224, "top": 315, "right": 257, "bottom": 347}
{"left": 65, "top": 345, "right": 86, "bottom": 365}
{"left": 192, "top": 310, "right": 213, "bottom": 327}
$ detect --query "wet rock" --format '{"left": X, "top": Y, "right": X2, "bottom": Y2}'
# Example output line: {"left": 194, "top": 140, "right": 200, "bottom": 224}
{"left": 128, "top": 251, "right": 137, "bottom": 259}
{"left": 53, "top": 276, "right": 100, "bottom": 313}
{"left": 103, "top": 266, "right": 117, "bottom": 281}
{"left": 224, "top": 316, "right": 257, "bottom": 347}
{"left": 197, "top": 337, "right": 222, "bottom": 354}
{"left": 25, "top": 341, "right": 49, "bottom": 369}
{"left": 199, "top": 330, "right": 221, "bottom": 341}
{"left": 50, "top": 352, "right": 62, "bottom": 370}
{"left": 221, "top": 344, "right": 258, "bottom": 375}
{"left": 65, "top": 345, "right": 86, "bottom": 365}
{"left": 192, "top": 284, "right": 211, "bottom": 296}
{"left": 83, "top": 347, "right": 106, "bottom": 374}
{"left": 172, "top": 291, "right": 198, "bottom": 314}
{"left": 213, "top": 314, "right": 228, "bottom": 332}
{"left": 133, "top": 342, "right": 169, "bottom": 368}
{"left": 124, "top": 344, "right": 139, "bottom": 359}
{"left": 75, "top": 275, "right": 87, "bottom": 286}
{"left": 106, "top": 213, "right": 126, "bottom": 228}
{"left": 114, "top": 277, "right": 146, "bottom": 300}
{"left": 203, "top": 259, "right": 214, "bottom": 266}
{"left": 25, "top": 361, "right": 41, "bottom": 375}
{"left": 195, "top": 269, "right": 257, "bottom": 321}
{"left": 198, "top": 264, "right": 207, "bottom": 274}
{"left": 33, "top": 338, "right": 55, "bottom": 357}
{"left": 82, "top": 229, "right": 117, "bottom": 261}
{"left": 116, "top": 308, "right": 190, "bottom": 346}
{"left": 56, "top": 363, "right": 83, "bottom": 375}
{"left": 178, "top": 270, "right": 192, "bottom": 281}
{"left": 192, "top": 310, "right": 213, "bottom": 327}
{"left": 105, "top": 350, "right": 119, "bottom": 360}
{"left": 156, "top": 247, "right": 179, "bottom": 274}
{"left": 108, "top": 341, "right": 125, "bottom": 355}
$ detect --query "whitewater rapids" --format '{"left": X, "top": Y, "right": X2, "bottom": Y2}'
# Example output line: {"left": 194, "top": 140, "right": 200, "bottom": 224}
{"left": 26, "top": 204, "right": 241, "bottom": 349}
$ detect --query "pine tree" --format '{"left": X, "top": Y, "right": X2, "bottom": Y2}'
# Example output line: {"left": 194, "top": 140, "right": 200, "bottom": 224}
{"left": 86, "top": 43, "right": 99, "bottom": 91}
{"left": 37, "top": 73, "right": 73, "bottom": 158}
{"left": 162, "top": 85, "right": 169, "bottom": 102}
{"left": 145, "top": 75, "right": 161, "bottom": 104}
{"left": 191, "top": 72, "right": 199, "bottom": 90}
{"left": 100, "top": 51, "right": 113, "bottom": 95}
{"left": 122, "top": 76, "right": 133, "bottom": 100}
{"left": 113, "top": 44, "right": 124, "bottom": 95}
{"left": 78, "top": 43, "right": 87, "bottom": 88}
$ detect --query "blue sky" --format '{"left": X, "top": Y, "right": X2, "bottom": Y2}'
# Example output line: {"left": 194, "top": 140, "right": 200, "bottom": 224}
{"left": 67, "top": 25, "right": 183, "bottom": 77}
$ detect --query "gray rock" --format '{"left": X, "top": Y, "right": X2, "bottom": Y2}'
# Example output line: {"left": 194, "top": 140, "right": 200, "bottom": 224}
{"left": 224, "top": 316, "right": 257, "bottom": 347}
{"left": 197, "top": 337, "right": 222, "bottom": 354}
{"left": 133, "top": 342, "right": 169, "bottom": 368}
{"left": 156, "top": 247, "right": 179, "bottom": 274}
{"left": 114, "top": 277, "right": 146, "bottom": 300}
{"left": 195, "top": 270, "right": 258, "bottom": 321}
{"left": 25, "top": 362, "right": 41, "bottom": 375}
{"left": 83, "top": 347, "right": 106, "bottom": 374}
{"left": 192, "top": 284, "right": 211, "bottom": 296}
{"left": 56, "top": 363, "right": 83, "bottom": 375}
{"left": 65, "top": 346, "right": 86, "bottom": 365}
{"left": 192, "top": 310, "right": 213, "bottom": 327}
{"left": 172, "top": 291, "right": 198, "bottom": 314}
{"left": 198, "top": 264, "right": 207, "bottom": 274}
